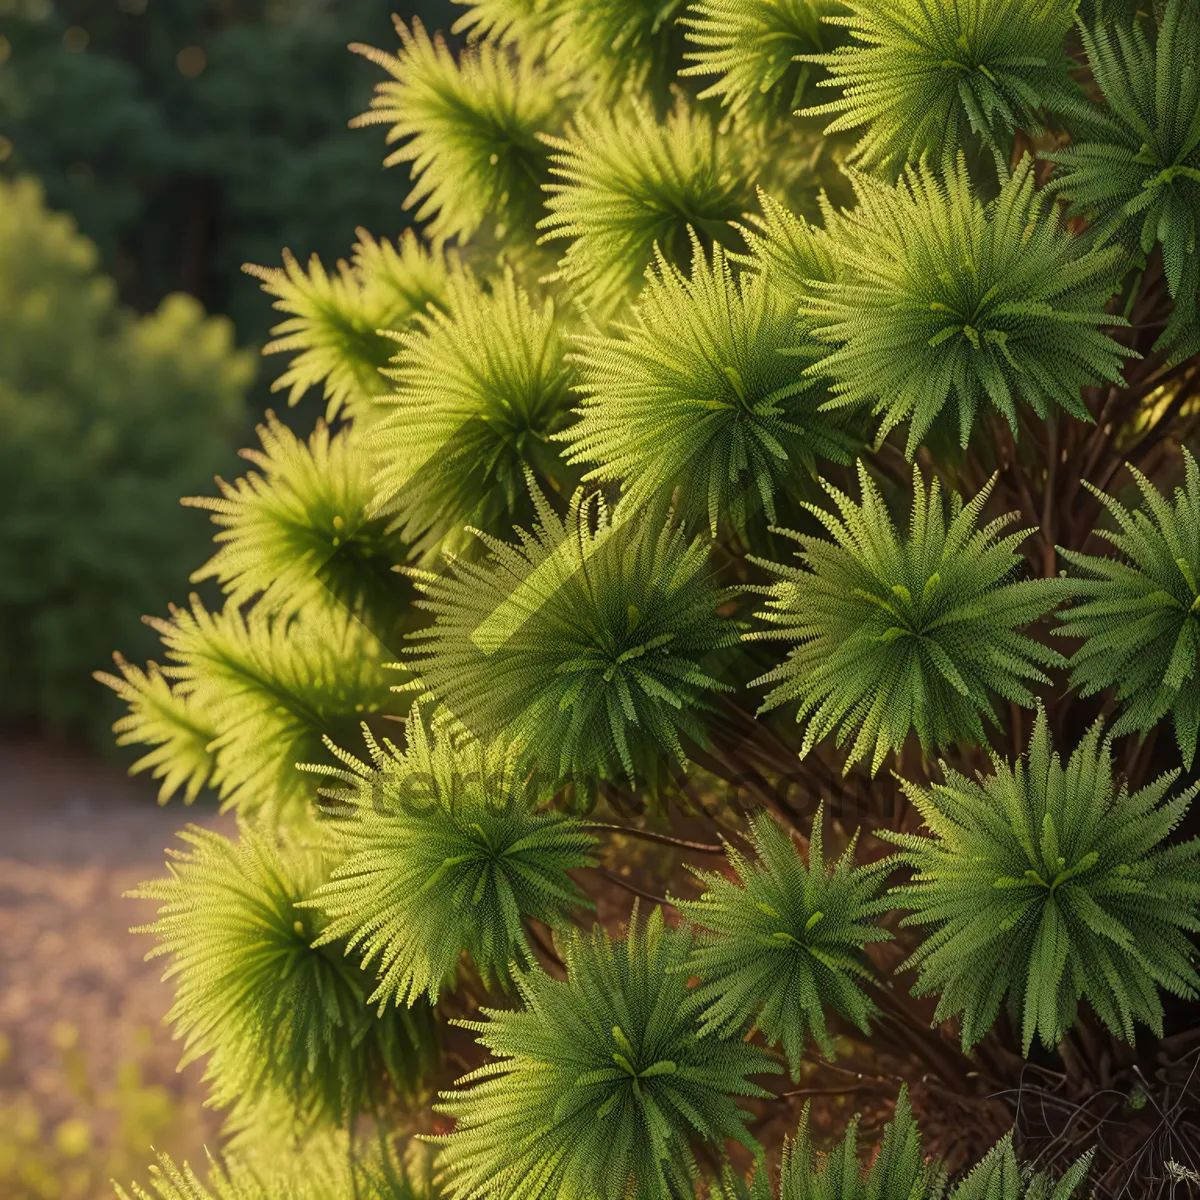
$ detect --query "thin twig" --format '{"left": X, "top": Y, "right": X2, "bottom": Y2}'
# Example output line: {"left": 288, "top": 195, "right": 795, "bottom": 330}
{"left": 775, "top": 1083, "right": 887, "bottom": 1099}
{"left": 581, "top": 822, "right": 726, "bottom": 854}
{"left": 592, "top": 865, "right": 674, "bottom": 908}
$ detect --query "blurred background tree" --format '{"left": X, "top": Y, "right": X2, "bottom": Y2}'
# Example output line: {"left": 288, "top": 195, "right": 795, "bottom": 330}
{"left": 0, "top": 176, "right": 250, "bottom": 748}
{"left": 0, "top": 0, "right": 456, "bottom": 748}
{"left": 0, "top": 0, "right": 454, "bottom": 374}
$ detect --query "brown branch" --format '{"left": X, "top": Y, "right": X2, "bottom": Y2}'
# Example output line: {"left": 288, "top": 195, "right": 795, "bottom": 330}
{"left": 775, "top": 1083, "right": 888, "bottom": 1099}
{"left": 581, "top": 822, "right": 726, "bottom": 854}
{"left": 591, "top": 865, "right": 674, "bottom": 908}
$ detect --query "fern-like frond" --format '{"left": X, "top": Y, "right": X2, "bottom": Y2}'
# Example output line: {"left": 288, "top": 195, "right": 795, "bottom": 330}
{"left": 244, "top": 230, "right": 449, "bottom": 422}
{"left": 546, "top": 0, "right": 692, "bottom": 105}
{"left": 183, "top": 411, "right": 411, "bottom": 623}
{"left": 709, "top": 1088, "right": 1093, "bottom": 1199}
{"left": 403, "top": 482, "right": 738, "bottom": 785}
{"left": 705, "top": 1156, "right": 773, "bottom": 1200}
{"left": 803, "top": 156, "right": 1133, "bottom": 455}
{"left": 117, "top": 1154, "right": 272, "bottom": 1200}
{"left": 452, "top": 0, "right": 567, "bottom": 55}
{"left": 1057, "top": 449, "right": 1200, "bottom": 765}
{"left": 94, "top": 653, "right": 217, "bottom": 805}
{"left": 673, "top": 806, "right": 890, "bottom": 1077}
{"left": 775, "top": 1087, "right": 944, "bottom": 1200}
{"left": 350, "top": 17, "right": 560, "bottom": 247}
{"left": 950, "top": 1134, "right": 1092, "bottom": 1200}
{"left": 732, "top": 187, "right": 840, "bottom": 306}
{"left": 884, "top": 707, "right": 1200, "bottom": 1052}
{"left": 561, "top": 238, "right": 857, "bottom": 536}
{"left": 801, "top": 0, "right": 1082, "bottom": 173}
{"left": 750, "top": 464, "right": 1063, "bottom": 775}
{"left": 130, "top": 826, "right": 438, "bottom": 1128}
{"left": 679, "top": 0, "right": 847, "bottom": 123}
{"left": 369, "top": 266, "right": 577, "bottom": 558}
{"left": 431, "top": 904, "right": 781, "bottom": 1200}
{"left": 537, "top": 98, "right": 756, "bottom": 315}
{"left": 138, "top": 597, "right": 403, "bottom": 825}
{"left": 304, "top": 703, "right": 596, "bottom": 1006}
{"left": 115, "top": 1135, "right": 440, "bottom": 1200}
{"left": 1045, "top": 0, "right": 1200, "bottom": 317}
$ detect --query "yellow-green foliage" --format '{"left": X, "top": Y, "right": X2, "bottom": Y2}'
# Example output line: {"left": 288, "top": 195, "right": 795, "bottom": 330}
{"left": 97, "top": 0, "right": 1200, "bottom": 1193}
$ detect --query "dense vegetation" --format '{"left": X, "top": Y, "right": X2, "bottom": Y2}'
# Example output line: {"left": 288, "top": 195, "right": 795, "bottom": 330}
{"left": 0, "top": 0, "right": 454, "bottom": 347}
{"left": 100, "top": 0, "right": 1200, "bottom": 1195}
{"left": 0, "top": 176, "right": 249, "bottom": 745}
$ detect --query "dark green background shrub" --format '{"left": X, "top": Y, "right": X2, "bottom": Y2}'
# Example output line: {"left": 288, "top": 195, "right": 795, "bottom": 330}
{"left": 0, "top": 176, "right": 249, "bottom": 746}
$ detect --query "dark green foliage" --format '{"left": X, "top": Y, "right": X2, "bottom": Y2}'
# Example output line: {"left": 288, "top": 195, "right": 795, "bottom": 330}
{"left": 710, "top": 1088, "right": 1093, "bottom": 1200}
{"left": 352, "top": 17, "right": 559, "bottom": 248}
{"left": 949, "top": 1135, "right": 1092, "bottom": 1200}
{"left": 404, "top": 483, "right": 738, "bottom": 784}
{"left": 131, "top": 826, "right": 438, "bottom": 1130}
{"left": 1045, "top": 0, "right": 1200, "bottom": 327}
{"left": 538, "top": 99, "right": 756, "bottom": 315}
{"left": 184, "top": 412, "right": 411, "bottom": 623}
{"left": 305, "top": 704, "right": 597, "bottom": 1005}
{"left": 1057, "top": 450, "right": 1200, "bottom": 765}
{"left": 0, "top": 176, "right": 249, "bottom": 747}
{"left": 802, "top": 157, "right": 1133, "bottom": 454}
{"left": 432, "top": 905, "right": 781, "bottom": 1200}
{"left": 750, "top": 465, "right": 1063, "bottom": 774}
{"left": 679, "top": 0, "right": 847, "bottom": 124}
{"left": 774, "top": 1087, "right": 943, "bottom": 1200}
{"left": 674, "top": 808, "right": 889, "bottom": 1076}
{"left": 370, "top": 266, "right": 578, "bottom": 557}
{"left": 885, "top": 709, "right": 1200, "bottom": 1052}
{"left": 562, "top": 238, "right": 855, "bottom": 536}
{"left": 801, "top": 0, "right": 1082, "bottom": 173}
{"left": 245, "top": 231, "right": 450, "bottom": 423}
{"left": 0, "top": 0, "right": 456, "bottom": 346}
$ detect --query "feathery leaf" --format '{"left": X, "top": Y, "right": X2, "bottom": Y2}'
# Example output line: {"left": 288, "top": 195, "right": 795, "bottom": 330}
{"left": 95, "top": 653, "right": 217, "bottom": 805}
{"left": 370, "top": 266, "right": 577, "bottom": 558}
{"left": 184, "top": 411, "right": 411, "bottom": 623}
{"left": 538, "top": 98, "right": 756, "bottom": 315}
{"left": 305, "top": 703, "right": 596, "bottom": 1005}
{"left": 136, "top": 598, "right": 404, "bottom": 825}
{"left": 561, "top": 237, "right": 857, "bottom": 536}
{"left": 803, "top": 156, "right": 1133, "bottom": 455}
{"left": 1057, "top": 449, "right": 1200, "bottom": 765}
{"left": 674, "top": 807, "right": 890, "bottom": 1077}
{"left": 680, "top": 0, "right": 848, "bottom": 123}
{"left": 351, "top": 17, "right": 560, "bottom": 246}
{"left": 885, "top": 707, "right": 1200, "bottom": 1052}
{"left": 130, "top": 826, "right": 439, "bottom": 1128}
{"left": 431, "top": 905, "right": 781, "bottom": 1200}
{"left": 1045, "top": 0, "right": 1200, "bottom": 321}
{"left": 801, "top": 0, "right": 1082, "bottom": 173}
{"left": 750, "top": 464, "right": 1063, "bottom": 774}
{"left": 403, "top": 482, "right": 738, "bottom": 784}
{"left": 244, "top": 230, "right": 449, "bottom": 422}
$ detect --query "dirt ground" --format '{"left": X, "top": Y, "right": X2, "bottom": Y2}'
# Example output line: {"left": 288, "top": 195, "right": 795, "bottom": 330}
{"left": 0, "top": 734, "right": 234, "bottom": 1198}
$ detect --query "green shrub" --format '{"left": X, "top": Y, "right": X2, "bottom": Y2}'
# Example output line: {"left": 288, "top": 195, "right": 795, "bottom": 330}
{"left": 103, "top": 0, "right": 1200, "bottom": 1195}
{"left": 0, "top": 177, "right": 249, "bottom": 746}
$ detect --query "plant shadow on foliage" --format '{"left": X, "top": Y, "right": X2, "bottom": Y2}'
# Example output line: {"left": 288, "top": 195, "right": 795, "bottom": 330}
{"left": 75, "top": 0, "right": 1200, "bottom": 1196}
